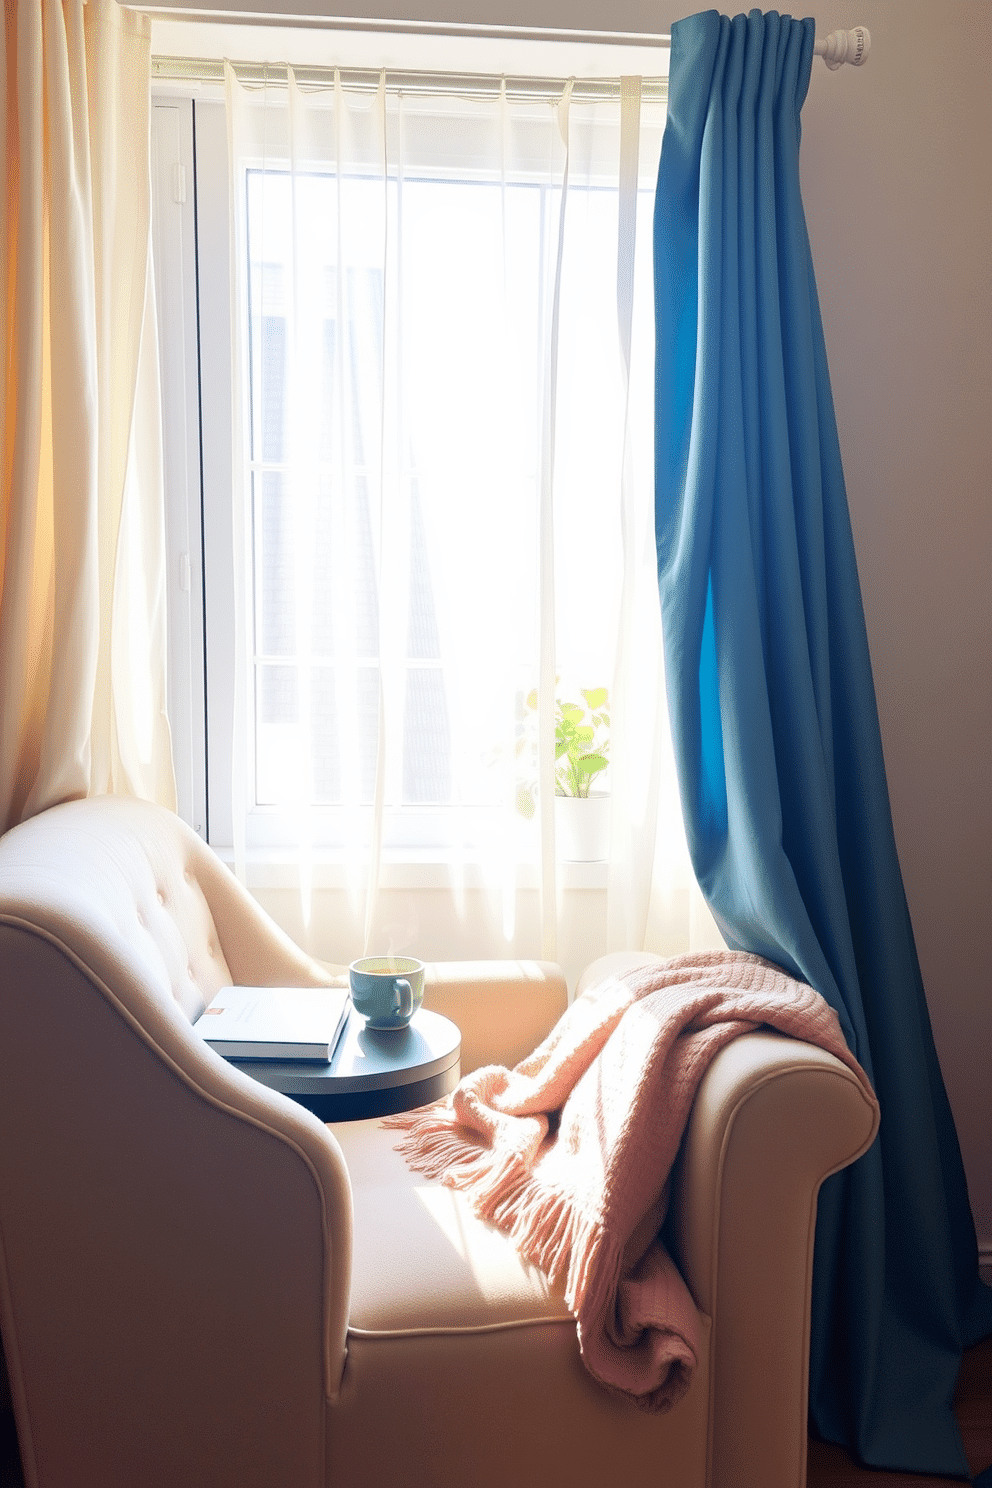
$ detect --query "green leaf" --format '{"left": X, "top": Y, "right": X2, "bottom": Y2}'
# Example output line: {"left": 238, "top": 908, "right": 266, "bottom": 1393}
{"left": 582, "top": 687, "right": 608, "bottom": 710}
{"left": 576, "top": 753, "right": 608, "bottom": 778}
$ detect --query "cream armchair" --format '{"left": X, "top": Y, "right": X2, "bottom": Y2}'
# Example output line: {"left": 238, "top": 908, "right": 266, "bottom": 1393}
{"left": 0, "top": 797, "right": 878, "bottom": 1488}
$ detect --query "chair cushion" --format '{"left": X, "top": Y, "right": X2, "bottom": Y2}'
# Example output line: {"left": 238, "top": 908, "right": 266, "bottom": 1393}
{"left": 329, "top": 1117, "right": 574, "bottom": 1333}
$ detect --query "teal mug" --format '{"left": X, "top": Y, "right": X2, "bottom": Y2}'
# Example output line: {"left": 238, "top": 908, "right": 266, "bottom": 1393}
{"left": 349, "top": 956, "right": 425, "bottom": 1030}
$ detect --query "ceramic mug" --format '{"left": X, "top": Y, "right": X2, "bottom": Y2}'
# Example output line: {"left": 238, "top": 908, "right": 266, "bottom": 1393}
{"left": 348, "top": 956, "right": 425, "bottom": 1030}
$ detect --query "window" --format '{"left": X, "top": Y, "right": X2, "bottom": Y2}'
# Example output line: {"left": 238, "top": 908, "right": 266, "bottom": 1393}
{"left": 151, "top": 41, "right": 666, "bottom": 867}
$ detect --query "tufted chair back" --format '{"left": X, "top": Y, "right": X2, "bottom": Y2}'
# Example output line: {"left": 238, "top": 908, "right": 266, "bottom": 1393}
{"left": 0, "top": 794, "right": 339, "bottom": 1018}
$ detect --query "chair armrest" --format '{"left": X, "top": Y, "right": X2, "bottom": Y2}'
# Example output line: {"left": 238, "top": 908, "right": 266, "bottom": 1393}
{"left": 576, "top": 950, "right": 879, "bottom": 1488}
{"left": 421, "top": 960, "right": 568, "bottom": 1074}
{"left": 0, "top": 916, "right": 354, "bottom": 1488}
{"left": 670, "top": 1029, "right": 879, "bottom": 1488}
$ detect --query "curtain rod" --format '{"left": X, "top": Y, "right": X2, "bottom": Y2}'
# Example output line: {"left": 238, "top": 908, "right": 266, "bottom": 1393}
{"left": 141, "top": 3, "right": 870, "bottom": 67}
{"left": 814, "top": 26, "right": 870, "bottom": 68}
{"left": 151, "top": 23, "right": 870, "bottom": 97}
{"left": 150, "top": 20, "right": 869, "bottom": 93}
{"left": 141, "top": 7, "right": 870, "bottom": 67}
{"left": 135, "top": 8, "right": 672, "bottom": 47}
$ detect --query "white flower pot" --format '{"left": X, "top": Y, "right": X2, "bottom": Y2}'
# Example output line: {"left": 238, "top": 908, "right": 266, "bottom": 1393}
{"left": 555, "top": 791, "right": 611, "bottom": 862}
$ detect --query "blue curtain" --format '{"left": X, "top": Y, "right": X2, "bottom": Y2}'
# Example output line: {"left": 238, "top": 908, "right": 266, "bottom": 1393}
{"left": 654, "top": 9, "right": 992, "bottom": 1475}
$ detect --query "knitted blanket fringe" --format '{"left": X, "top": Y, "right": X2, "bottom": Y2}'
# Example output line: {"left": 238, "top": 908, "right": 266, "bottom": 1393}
{"left": 390, "top": 1115, "right": 609, "bottom": 1314}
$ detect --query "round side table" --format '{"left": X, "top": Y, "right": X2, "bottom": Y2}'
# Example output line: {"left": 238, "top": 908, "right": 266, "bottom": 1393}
{"left": 230, "top": 1006, "right": 460, "bottom": 1121}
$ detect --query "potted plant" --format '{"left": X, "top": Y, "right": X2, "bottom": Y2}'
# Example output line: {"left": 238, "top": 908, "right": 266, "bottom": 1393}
{"left": 517, "top": 687, "right": 611, "bottom": 860}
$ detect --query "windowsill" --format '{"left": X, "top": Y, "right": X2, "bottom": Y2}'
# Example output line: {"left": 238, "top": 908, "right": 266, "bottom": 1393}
{"left": 212, "top": 846, "right": 609, "bottom": 891}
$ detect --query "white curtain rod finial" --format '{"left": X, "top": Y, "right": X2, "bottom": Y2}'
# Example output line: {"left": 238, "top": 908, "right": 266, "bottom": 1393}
{"left": 815, "top": 26, "right": 871, "bottom": 69}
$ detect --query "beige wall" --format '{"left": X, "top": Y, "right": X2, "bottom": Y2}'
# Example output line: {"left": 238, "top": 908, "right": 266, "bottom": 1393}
{"left": 797, "top": 0, "right": 992, "bottom": 1258}
{"left": 192, "top": 0, "right": 990, "bottom": 1254}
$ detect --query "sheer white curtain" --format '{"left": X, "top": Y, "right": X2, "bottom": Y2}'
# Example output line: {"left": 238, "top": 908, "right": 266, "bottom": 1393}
{"left": 224, "top": 64, "right": 716, "bottom": 962}
{"left": 0, "top": 0, "right": 175, "bottom": 835}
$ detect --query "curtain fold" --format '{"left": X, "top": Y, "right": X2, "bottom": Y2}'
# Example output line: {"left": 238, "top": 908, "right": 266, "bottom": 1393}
{"left": 654, "top": 9, "right": 992, "bottom": 1474}
{"left": 1, "top": 0, "right": 175, "bottom": 835}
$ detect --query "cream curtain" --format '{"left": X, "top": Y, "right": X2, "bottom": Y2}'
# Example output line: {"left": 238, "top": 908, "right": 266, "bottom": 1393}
{"left": 0, "top": 0, "right": 175, "bottom": 836}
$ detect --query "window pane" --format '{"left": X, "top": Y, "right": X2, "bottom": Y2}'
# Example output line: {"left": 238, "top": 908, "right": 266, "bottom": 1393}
{"left": 236, "top": 85, "right": 665, "bottom": 839}
{"left": 255, "top": 663, "right": 298, "bottom": 803}
{"left": 254, "top": 470, "right": 295, "bottom": 658}
{"left": 403, "top": 667, "right": 451, "bottom": 804}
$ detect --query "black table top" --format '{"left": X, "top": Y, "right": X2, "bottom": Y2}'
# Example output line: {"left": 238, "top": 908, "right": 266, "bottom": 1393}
{"left": 229, "top": 1006, "right": 461, "bottom": 1122}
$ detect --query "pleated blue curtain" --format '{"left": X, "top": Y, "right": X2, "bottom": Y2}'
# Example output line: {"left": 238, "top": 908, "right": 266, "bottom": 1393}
{"left": 653, "top": 9, "right": 992, "bottom": 1474}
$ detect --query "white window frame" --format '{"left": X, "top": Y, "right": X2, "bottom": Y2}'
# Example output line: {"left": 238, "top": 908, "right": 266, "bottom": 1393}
{"left": 151, "top": 28, "right": 668, "bottom": 866}
{"left": 151, "top": 95, "right": 208, "bottom": 838}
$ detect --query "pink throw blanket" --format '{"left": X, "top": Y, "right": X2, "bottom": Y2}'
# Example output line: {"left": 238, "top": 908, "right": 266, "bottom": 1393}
{"left": 387, "top": 951, "right": 873, "bottom": 1412}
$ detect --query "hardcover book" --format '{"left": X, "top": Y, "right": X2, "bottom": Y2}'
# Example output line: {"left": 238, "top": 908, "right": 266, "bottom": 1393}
{"left": 195, "top": 986, "right": 351, "bottom": 1062}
